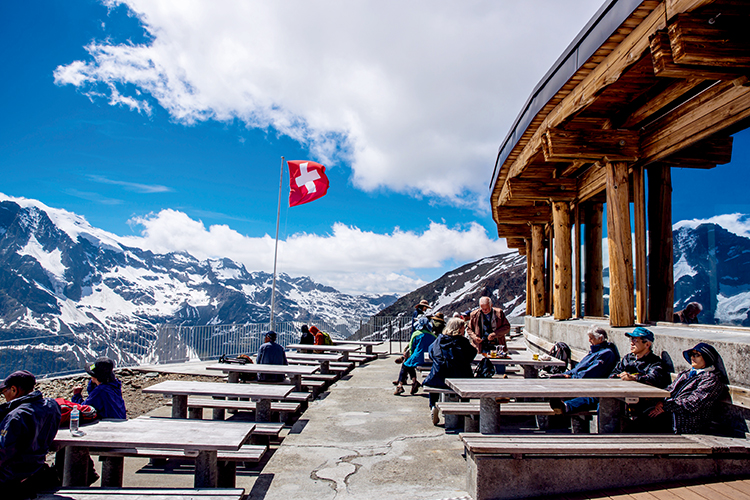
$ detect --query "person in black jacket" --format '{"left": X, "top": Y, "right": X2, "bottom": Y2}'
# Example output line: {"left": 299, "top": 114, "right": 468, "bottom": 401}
{"left": 423, "top": 318, "right": 477, "bottom": 425}
{"left": 299, "top": 325, "right": 315, "bottom": 345}
{"left": 610, "top": 327, "right": 670, "bottom": 388}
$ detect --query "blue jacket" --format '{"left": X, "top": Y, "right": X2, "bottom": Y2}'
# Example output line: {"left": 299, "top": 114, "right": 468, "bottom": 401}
{"left": 256, "top": 341, "right": 288, "bottom": 382}
{"left": 72, "top": 378, "right": 127, "bottom": 420}
{"left": 403, "top": 329, "right": 437, "bottom": 368}
{"left": 424, "top": 334, "right": 477, "bottom": 389}
{"left": 0, "top": 391, "right": 61, "bottom": 483}
{"left": 565, "top": 342, "right": 619, "bottom": 379}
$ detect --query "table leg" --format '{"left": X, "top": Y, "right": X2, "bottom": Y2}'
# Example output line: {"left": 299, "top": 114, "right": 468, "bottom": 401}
{"left": 256, "top": 398, "right": 271, "bottom": 422}
{"left": 365, "top": 345, "right": 373, "bottom": 355}
{"left": 227, "top": 372, "right": 240, "bottom": 384}
{"left": 194, "top": 450, "right": 218, "bottom": 488}
{"left": 320, "top": 360, "right": 330, "bottom": 375}
{"left": 598, "top": 397, "right": 625, "bottom": 433}
{"left": 341, "top": 352, "right": 349, "bottom": 362}
{"left": 442, "top": 392, "right": 461, "bottom": 431}
{"left": 523, "top": 365, "right": 539, "bottom": 378}
{"left": 62, "top": 446, "right": 90, "bottom": 486}
{"left": 101, "top": 456, "right": 124, "bottom": 487}
{"left": 218, "top": 460, "right": 236, "bottom": 488}
{"left": 479, "top": 397, "right": 501, "bottom": 434}
{"left": 292, "top": 374, "right": 302, "bottom": 392}
{"left": 212, "top": 395, "right": 226, "bottom": 420}
{"left": 189, "top": 407, "right": 203, "bottom": 419}
{"left": 172, "top": 394, "right": 188, "bottom": 419}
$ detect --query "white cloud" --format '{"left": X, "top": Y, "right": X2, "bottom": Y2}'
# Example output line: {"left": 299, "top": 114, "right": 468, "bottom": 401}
{"left": 673, "top": 213, "right": 750, "bottom": 239}
{"left": 120, "top": 209, "right": 510, "bottom": 294}
{"left": 54, "top": 0, "right": 604, "bottom": 206}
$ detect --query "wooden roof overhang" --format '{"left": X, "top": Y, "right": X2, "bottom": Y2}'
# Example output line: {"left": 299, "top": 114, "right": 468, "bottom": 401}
{"left": 490, "top": 0, "right": 750, "bottom": 238}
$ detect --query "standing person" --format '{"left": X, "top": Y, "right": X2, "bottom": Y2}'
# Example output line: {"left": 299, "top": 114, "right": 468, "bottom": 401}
{"left": 72, "top": 357, "right": 127, "bottom": 420}
{"left": 468, "top": 297, "right": 510, "bottom": 354}
{"left": 0, "top": 370, "right": 61, "bottom": 499}
{"left": 412, "top": 300, "right": 431, "bottom": 332}
{"left": 299, "top": 325, "right": 315, "bottom": 345}
{"left": 256, "top": 331, "right": 288, "bottom": 382}
{"left": 394, "top": 317, "right": 436, "bottom": 396}
{"left": 424, "top": 318, "right": 477, "bottom": 425}
{"left": 673, "top": 302, "right": 702, "bottom": 325}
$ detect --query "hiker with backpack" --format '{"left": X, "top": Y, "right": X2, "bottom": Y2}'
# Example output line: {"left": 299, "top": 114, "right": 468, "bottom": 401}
{"left": 256, "top": 331, "right": 288, "bottom": 382}
{"left": 394, "top": 316, "right": 436, "bottom": 396}
{"left": 310, "top": 325, "right": 333, "bottom": 346}
{"left": 72, "top": 357, "right": 127, "bottom": 420}
{"left": 423, "top": 318, "right": 477, "bottom": 425}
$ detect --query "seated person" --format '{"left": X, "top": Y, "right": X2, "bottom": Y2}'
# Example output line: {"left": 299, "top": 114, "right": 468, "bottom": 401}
{"left": 73, "top": 357, "right": 127, "bottom": 420}
{"left": 430, "top": 313, "right": 446, "bottom": 336}
{"left": 0, "top": 370, "right": 61, "bottom": 499}
{"left": 673, "top": 302, "right": 702, "bottom": 325}
{"left": 424, "top": 318, "right": 477, "bottom": 425}
{"left": 256, "top": 331, "right": 288, "bottom": 382}
{"left": 394, "top": 317, "right": 436, "bottom": 396}
{"left": 644, "top": 343, "right": 728, "bottom": 434}
{"left": 299, "top": 324, "right": 315, "bottom": 345}
{"left": 550, "top": 327, "right": 619, "bottom": 414}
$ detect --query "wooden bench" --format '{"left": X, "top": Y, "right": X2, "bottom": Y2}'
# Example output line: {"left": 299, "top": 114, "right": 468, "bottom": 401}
{"left": 348, "top": 353, "right": 377, "bottom": 364}
{"left": 437, "top": 401, "right": 554, "bottom": 432}
{"left": 38, "top": 488, "right": 246, "bottom": 500}
{"left": 173, "top": 397, "right": 301, "bottom": 423}
{"left": 460, "top": 433, "right": 750, "bottom": 500}
{"left": 328, "top": 361, "right": 355, "bottom": 373}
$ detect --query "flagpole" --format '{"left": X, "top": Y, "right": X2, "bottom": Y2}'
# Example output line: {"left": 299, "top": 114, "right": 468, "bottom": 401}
{"left": 270, "top": 156, "right": 284, "bottom": 332}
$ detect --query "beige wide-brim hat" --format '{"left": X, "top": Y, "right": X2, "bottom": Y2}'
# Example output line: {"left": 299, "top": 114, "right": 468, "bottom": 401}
{"left": 429, "top": 312, "right": 445, "bottom": 324}
{"left": 414, "top": 299, "right": 431, "bottom": 309}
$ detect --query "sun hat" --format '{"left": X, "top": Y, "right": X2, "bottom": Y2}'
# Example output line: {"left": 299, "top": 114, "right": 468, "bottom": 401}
{"left": 414, "top": 300, "right": 431, "bottom": 309}
{"left": 429, "top": 312, "right": 445, "bottom": 324}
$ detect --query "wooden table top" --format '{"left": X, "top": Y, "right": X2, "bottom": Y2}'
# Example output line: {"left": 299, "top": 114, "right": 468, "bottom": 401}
{"left": 473, "top": 353, "right": 566, "bottom": 367}
{"left": 286, "top": 352, "right": 343, "bottom": 362}
{"left": 445, "top": 378, "right": 670, "bottom": 399}
{"left": 334, "top": 340, "right": 384, "bottom": 346}
{"left": 53, "top": 417, "right": 254, "bottom": 451}
{"left": 142, "top": 380, "right": 294, "bottom": 399}
{"left": 206, "top": 364, "right": 318, "bottom": 375}
{"left": 286, "top": 343, "right": 361, "bottom": 352}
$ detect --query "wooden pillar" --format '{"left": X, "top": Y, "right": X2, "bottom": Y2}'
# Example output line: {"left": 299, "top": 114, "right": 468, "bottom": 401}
{"left": 633, "top": 165, "right": 648, "bottom": 324}
{"left": 648, "top": 164, "right": 674, "bottom": 322}
{"left": 552, "top": 202, "right": 572, "bottom": 319}
{"left": 606, "top": 161, "right": 634, "bottom": 326}
{"left": 546, "top": 228, "right": 554, "bottom": 315}
{"left": 584, "top": 203, "right": 604, "bottom": 317}
{"left": 574, "top": 204, "right": 582, "bottom": 318}
{"left": 531, "top": 225, "right": 546, "bottom": 316}
{"left": 525, "top": 238, "right": 532, "bottom": 315}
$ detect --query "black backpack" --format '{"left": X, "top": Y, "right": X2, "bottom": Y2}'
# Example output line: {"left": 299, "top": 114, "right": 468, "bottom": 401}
{"left": 548, "top": 342, "right": 571, "bottom": 374}
{"left": 474, "top": 357, "right": 495, "bottom": 378}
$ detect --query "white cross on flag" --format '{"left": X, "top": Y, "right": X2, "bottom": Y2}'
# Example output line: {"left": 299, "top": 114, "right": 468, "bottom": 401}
{"left": 287, "top": 160, "right": 329, "bottom": 207}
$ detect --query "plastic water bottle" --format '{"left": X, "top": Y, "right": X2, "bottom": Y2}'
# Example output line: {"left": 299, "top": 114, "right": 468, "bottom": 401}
{"left": 70, "top": 408, "right": 83, "bottom": 436}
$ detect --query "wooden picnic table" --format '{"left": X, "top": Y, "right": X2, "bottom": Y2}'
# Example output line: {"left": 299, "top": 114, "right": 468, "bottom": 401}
{"left": 333, "top": 339, "right": 384, "bottom": 354}
{"left": 286, "top": 352, "right": 343, "bottom": 374}
{"left": 53, "top": 417, "right": 254, "bottom": 488}
{"left": 206, "top": 363, "right": 318, "bottom": 391}
{"left": 285, "top": 343, "right": 361, "bottom": 361}
{"left": 142, "top": 380, "right": 293, "bottom": 422}
{"left": 445, "top": 378, "right": 669, "bottom": 434}
{"left": 474, "top": 353, "right": 566, "bottom": 378}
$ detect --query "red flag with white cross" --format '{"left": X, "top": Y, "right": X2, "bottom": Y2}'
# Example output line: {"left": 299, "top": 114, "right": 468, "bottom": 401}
{"left": 287, "top": 160, "right": 329, "bottom": 207}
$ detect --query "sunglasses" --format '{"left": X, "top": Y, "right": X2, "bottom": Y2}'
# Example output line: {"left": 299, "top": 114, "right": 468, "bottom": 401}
{"left": 690, "top": 352, "right": 703, "bottom": 358}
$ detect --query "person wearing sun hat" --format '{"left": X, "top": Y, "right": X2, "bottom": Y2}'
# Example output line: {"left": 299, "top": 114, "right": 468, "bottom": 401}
{"left": 644, "top": 342, "right": 729, "bottom": 434}
{"left": 72, "top": 357, "right": 127, "bottom": 420}
{"left": 412, "top": 299, "right": 431, "bottom": 333}
{"left": 429, "top": 312, "right": 446, "bottom": 336}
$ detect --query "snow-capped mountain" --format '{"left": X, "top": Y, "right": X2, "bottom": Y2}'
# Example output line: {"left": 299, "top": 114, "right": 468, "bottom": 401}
{"left": 0, "top": 196, "right": 397, "bottom": 376}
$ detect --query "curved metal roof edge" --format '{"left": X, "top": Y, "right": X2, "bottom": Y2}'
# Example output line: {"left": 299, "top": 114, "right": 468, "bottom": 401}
{"left": 489, "top": 0, "right": 645, "bottom": 193}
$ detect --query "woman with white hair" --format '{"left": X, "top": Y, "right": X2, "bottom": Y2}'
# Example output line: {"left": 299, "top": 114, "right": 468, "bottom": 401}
{"left": 423, "top": 318, "right": 477, "bottom": 425}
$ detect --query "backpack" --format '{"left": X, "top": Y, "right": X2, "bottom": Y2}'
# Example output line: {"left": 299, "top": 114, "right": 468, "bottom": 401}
{"left": 474, "top": 357, "right": 496, "bottom": 378}
{"left": 55, "top": 398, "right": 97, "bottom": 425}
{"left": 320, "top": 331, "right": 334, "bottom": 345}
{"left": 549, "top": 342, "right": 571, "bottom": 374}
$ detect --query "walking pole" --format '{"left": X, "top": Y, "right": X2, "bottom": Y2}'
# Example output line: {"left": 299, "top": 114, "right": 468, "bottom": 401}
{"left": 270, "top": 156, "right": 284, "bottom": 332}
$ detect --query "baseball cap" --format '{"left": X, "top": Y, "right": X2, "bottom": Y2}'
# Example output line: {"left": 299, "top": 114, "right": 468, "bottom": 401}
{"left": 0, "top": 370, "right": 36, "bottom": 392}
{"left": 85, "top": 357, "right": 115, "bottom": 382}
{"left": 625, "top": 327, "right": 654, "bottom": 342}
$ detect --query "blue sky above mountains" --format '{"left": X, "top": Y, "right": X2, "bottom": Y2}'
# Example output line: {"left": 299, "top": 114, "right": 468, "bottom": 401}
{"left": 1, "top": 1, "right": 748, "bottom": 295}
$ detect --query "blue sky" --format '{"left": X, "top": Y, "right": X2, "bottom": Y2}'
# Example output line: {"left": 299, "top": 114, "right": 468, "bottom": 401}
{"left": 2, "top": 1, "right": 748, "bottom": 295}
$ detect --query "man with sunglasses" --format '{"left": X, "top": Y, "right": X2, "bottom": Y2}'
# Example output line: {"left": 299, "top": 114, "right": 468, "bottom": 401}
{"left": 609, "top": 327, "right": 670, "bottom": 388}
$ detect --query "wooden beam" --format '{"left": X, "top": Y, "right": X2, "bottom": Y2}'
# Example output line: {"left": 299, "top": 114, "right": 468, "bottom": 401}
{"left": 506, "top": 237, "right": 526, "bottom": 249}
{"left": 525, "top": 239, "right": 532, "bottom": 315}
{"left": 584, "top": 203, "right": 604, "bottom": 317}
{"left": 670, "top": 13, "right": 750, "bottom": 68}
{"left": 633, "top": 165, "right": 648, "bottom": 324}
{"left": 620, "top": 77, "right": 709, "bottom": 129}
{"left": 648, "top": 164, "right": 674, "bottom": 322}
{"left": 544, "top": 128, "right": 640, "bottom": 162}
{"left": 649, "top": 29, "right": 743, "bottom": 80}
{"left": 503, "top": 178, "right": 577, "bottom": 204}
{"left": 531, "top": 225, "right": 546, "bottom": 317}
{"left": 574, "top": 203, "right": 582, "bottom": 318}
{"left": 495, "top": 205, "right": 552, "bottom": 223}
{"left": 576, "top": 163, "right": 607, "bottom": 203}
{"left": 496, "top": 224, "right": 532, "bottom": 238}
{"left": 546, "top": 228, "right": 554, "bottom": 315}
{"left": 606, "top": 161, "right": 634, "bottom": 327}
{"left": 660, "top": 136, "right": 733, "bottom": 168}
{"left": 552, "top": 202, "right": 572, "bottom": 320}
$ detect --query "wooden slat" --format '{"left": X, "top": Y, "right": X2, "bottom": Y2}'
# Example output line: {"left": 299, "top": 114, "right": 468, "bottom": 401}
{"left": 670, "top": 14, "right": 750, "bottom": 68}
{"left": 495, "top": 205, "right": 552, "bottom": 223}
{"left": 37, "top": 489, "right": 246, "bottom": 500}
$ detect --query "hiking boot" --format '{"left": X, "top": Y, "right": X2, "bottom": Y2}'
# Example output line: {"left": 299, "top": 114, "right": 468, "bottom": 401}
{"left": 394, "top": 386, "right": 405, "bottom": 395}
{"left": 392, "top": 380, "right": 399, "bottom": 385}
{"left": 550, "top": 398, "right": 567, "bottom": 415}
{"left": 410, "top": 380, "right": 421, "bottom": 395}
{"left": 431, "top": 406, "right": 440, "bottom": 426}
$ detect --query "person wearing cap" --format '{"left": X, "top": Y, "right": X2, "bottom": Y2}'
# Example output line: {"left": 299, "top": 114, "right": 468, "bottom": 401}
{"left": 429, "top": 313, "right": 446, "bottom": 336}
{"left": 412, "top": 300, "right": 431, "bottom": 333}
{"left": 609, "top": 327, "right": 670, "bottom": 388}
{"left": 394, "top": 316, "right": 436, "bottom": 396}
{"left": 643, "top": 343, "right": 728, "bottom": 434}
{"left": 299, "top": 325, "right": 315, "bottom": 345}
{"left": 72, "top": 357, "right": 127, "bottom": 420}
{"left": 256, "top": 331, "right": 288, "bottom": 382}
{"left": 0, "top": 370, "right": 61, "bottom": 497}
{"left": 673, "top": 302, "right": 702, "bottom": 325}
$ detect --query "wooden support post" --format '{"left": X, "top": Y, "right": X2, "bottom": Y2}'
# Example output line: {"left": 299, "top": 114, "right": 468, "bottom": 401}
{"left": 552, "top": 202, "right": 572, "bottom": 320}
{"left": 574, "top": 205, "right": 582, "bottom": 318}
{"left": 531, "top": 226, "right": 546, "bottom": 317}
{"left": 633, "top": 165, "right": 648, "bottom": 324}
{"left": 525, "top": 238, "right": 532, "bottom": 316}
{"left": 584, "top": 203, "right": 604, "bottom": 317}
{"left": 648, "top": 164, "right": 674, "bottom": 322}
{"left": 546, "top": 228, "right": 554, "bottom": 315}
{"left": 606, "top": 161, "right": 634, "bottom": 327}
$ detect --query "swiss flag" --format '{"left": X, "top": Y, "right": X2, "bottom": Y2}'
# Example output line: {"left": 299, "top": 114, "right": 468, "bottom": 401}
{"left": 288, "top": 160, "right": 329, "bottom": 207}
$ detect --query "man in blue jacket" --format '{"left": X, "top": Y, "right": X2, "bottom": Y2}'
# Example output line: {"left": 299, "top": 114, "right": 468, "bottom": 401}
{"left": 256, "top": 331, "right": 288, "bottom": 382}
{"left": 73, "top": 357, "right": 127, "bottom": 420}
{"left": 0, "top": 370, "right": 61, "bottom": 498}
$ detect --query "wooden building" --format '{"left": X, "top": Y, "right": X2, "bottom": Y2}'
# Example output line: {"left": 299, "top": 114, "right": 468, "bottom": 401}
{"left": 490, "top": 0, "right": 750, "bottom": 327}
